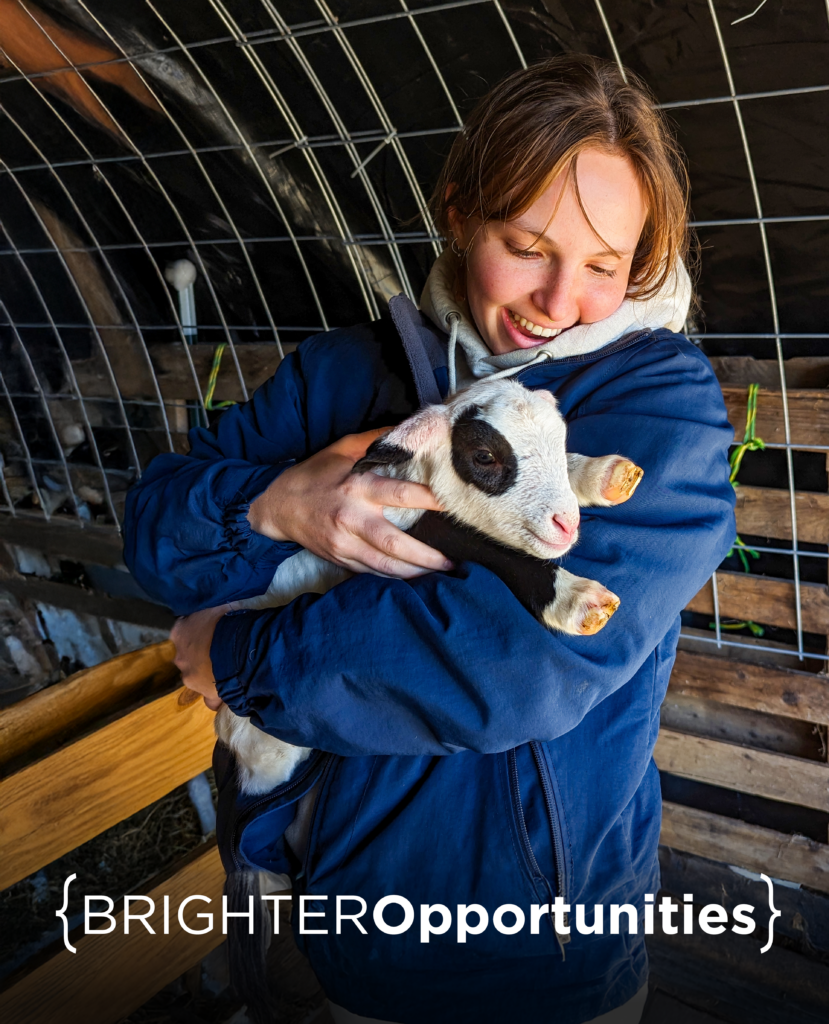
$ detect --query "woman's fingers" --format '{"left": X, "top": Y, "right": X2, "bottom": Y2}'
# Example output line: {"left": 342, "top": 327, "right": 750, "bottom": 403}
{"left": 360, "top": 473, "right": 444, "bottom": 511}
{"left": 247, "top": 425, "right": 448, "bottom": 574}
{"left": 170, "top": 604, "right": 230, "bottom": 693}
{"left": 334, "top": 533, "right": 447, "bottom": 578}
{"left": 309, "top": 509, "right": 452, "bottom": 576}
{"left": 360, "top": 516, "right": 452, "bottom": 573}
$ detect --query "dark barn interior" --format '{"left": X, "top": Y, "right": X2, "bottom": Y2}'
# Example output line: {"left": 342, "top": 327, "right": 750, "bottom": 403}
{"left": 1, "top": 2, "right": 829, "bottom": 1022}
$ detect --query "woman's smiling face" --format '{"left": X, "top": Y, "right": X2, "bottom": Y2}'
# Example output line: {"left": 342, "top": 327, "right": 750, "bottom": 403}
{"left": 448, "top": 148, "right": 648, "bottom": 355}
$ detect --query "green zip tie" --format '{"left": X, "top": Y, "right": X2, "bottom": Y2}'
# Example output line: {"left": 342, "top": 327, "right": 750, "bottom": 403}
{"left": 727, "top": 382, "right": 764, "bottom": 566}
{"left": 711, "top": 383, "right": 766, "bottom": 641}
{"left": 709, "top": 619, "right": 765, "bottom": 638}
{"left": 204, "top": 342, "right": 237, "bottom": 411}
{"left": 728, "top": 382, "right": 765, "bottom": 485}
{"left": 727, "top": 533, "right": 761, "bottom": 574}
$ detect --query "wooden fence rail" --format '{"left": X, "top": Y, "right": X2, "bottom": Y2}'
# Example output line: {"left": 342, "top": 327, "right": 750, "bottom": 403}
{"left": 655, "top": 729, "right": 829, "bottom": 813}
{"left": 687, "top": 573, "right": 829, "bottom": 636}
{"left": 734, "top": 485, "right": 829, "bottom": 544}
{"left": 661, "top": 802, "right": 829, "bottom": 894}
{"left": 0, "top": 672, "right": 215, "bottom": 891}
{"left": 670, "top": 648, "right": 829, "bottom": 725}
{"left": 722, "top": 386, "right": 829, "bottom": 449}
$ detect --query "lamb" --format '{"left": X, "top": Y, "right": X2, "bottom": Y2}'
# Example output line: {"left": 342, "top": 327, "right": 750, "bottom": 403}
{"left": 215, "top": 377, "right": 643, "bottom": 796}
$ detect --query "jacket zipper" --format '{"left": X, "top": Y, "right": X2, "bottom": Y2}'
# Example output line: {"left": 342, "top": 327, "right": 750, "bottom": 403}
{"left": 507, "top": 747, "right": 569, "bottom": 958}
{"left": 230, "top": 751, "right": 333, "bottom": 872}
{"left": 530, "top": 741, "right": 567, "bottom": 910}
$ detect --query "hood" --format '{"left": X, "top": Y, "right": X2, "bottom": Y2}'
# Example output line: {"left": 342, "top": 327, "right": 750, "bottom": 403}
{"left": 420, "top": 246, "right": 692, "bottom": 381}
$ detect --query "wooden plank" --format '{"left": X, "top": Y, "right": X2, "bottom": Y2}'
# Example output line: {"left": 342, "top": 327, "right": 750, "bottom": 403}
{"left": 686, "top": 571, "right": 829, "bottom": 635}
{"left": 0, "top": 844, "right": 227, "bottom": 1024}
{"left": 0, "top": 641, "right": 178, "bottom": 769}
{"left": 0, "top": 687, "right": 216, "bottom": 890}
{"left": 73, "top": 342, "right": 297, "bottom": 402}
{"left": 0, "top": 569, "right": 174, "bottom": 630}
{"left": 654, "top": 729, "right": 829, "bottom": 812}
{"left": 660, "top": 691, "right": 825, "bottom": 759}
{"left": 735, "top": 485, "right": 829, "bottom": 545}
{"left": 710, "top": 356, "right": 829, "bottom": 390}
{"left": 660, "top": 801, "right": 829, "bottom": 893}
{"left": 722, "top": 386, "right": 829, "bottom": 449}
{"left": 648, "top": 912, "right": 829, "bottom": 1024}
{"left": 659, "top": 845, "right": 829, "bottom": 954}
{"left": 669, "top": 648, "right": 829, "bottom": 725}
{"left": 0, "top": 516, "right": 125, "bottom": 567}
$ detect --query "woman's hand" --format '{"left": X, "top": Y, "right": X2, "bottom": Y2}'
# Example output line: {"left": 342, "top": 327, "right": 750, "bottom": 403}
{"left": 170, "top": 604, "right": 231, "bottom": 711}
{"left": 247, "top": 428, "right": 453, "bottom": 577}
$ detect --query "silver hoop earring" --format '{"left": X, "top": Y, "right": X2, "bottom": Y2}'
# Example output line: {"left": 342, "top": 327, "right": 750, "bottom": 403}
{"left": 451, "top": 237, "right": 464, "bottom": 257}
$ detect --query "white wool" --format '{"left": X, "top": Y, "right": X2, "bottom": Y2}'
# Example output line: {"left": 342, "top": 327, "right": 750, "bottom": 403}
{"left": 419, "top": 247, "right": 692, "bottom": 383}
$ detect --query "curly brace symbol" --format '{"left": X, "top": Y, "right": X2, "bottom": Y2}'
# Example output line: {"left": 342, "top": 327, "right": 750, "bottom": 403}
{"left": 56, "top": 873, "right": 77, "bottom": 954}
{"left": 760, "top": 873, "right": 780, "bottom": 954}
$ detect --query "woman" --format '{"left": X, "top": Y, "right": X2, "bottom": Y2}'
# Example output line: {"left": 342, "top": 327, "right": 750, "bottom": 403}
{"left": 125, "top": 55, "right": 735, "bottom": 1024}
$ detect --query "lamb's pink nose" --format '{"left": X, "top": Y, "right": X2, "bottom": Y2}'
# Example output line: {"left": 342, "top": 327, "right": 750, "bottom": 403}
{"left": 552, "top": 511, "right": 580, "bottom": 543}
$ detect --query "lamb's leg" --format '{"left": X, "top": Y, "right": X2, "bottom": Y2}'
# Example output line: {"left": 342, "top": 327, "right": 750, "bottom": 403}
{"left": 235, "top": 547, "right": 351, "bottom": 610}
{"left": 215, "top": 706, "right": 313, "bottom": 795}
{"left": 409, "top": 513, "right": 619, "bottom": 635}
{"left": 567, "top": 453, "right": 643, "bottom": 507}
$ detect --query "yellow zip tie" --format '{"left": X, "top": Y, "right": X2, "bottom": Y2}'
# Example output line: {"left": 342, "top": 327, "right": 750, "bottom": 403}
{"left": 204, "top": 342, "right": 237, "bottom": 411}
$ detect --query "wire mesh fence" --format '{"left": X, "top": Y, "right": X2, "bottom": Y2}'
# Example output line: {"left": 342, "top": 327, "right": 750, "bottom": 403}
{"left": 1, "top": 0, "right": 828, "bottom": 665}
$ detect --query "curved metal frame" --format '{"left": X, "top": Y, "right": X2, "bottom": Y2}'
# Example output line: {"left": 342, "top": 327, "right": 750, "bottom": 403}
{"left": 0, "top": 0, "right": 821, "bottom": 664}
{"left": 0, "top": 93, "right": 175, "bottom": 455}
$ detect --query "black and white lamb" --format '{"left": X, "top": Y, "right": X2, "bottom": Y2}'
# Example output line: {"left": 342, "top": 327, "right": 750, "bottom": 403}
{"left": 215, "top": 377, "right": 643, "bottom": 795}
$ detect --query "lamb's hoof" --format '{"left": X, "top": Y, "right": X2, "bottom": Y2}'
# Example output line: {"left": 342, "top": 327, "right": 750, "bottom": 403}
{"left": 541, "top": 569, "right": 620, "bottom": 635}
{"left": 577, "top": 592, "right": 620, "bottom": 635}
{"left": 602, "top": 458, "right": 643, "bottom": 504}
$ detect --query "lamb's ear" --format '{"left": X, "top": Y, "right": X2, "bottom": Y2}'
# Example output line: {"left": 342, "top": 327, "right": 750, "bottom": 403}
{"left": 351, "top": 405, "right": 450, "bottom": 474}
{"left": 352, "top": 437, "right": 414, "bottom": 475}
{"left": 532, "top": 388, "right": 558, "bottom": 408}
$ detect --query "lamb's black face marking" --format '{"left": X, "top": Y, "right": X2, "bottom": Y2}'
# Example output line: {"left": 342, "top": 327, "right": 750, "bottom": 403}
{"left": 451, "top": 405, "right": 518, "bottom": 495}
{"left": 351, "top": 439, "right": 413, "bottom": 475}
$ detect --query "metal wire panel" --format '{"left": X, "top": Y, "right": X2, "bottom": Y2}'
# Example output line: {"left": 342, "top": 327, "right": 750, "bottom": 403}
{"left": 0, "top": 0, "right": 826, "bottom": 664}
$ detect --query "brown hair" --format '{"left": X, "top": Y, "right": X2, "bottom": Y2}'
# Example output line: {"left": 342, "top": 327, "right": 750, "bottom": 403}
{"left": 431, "top": 55, "right": 692, "bottom": 299}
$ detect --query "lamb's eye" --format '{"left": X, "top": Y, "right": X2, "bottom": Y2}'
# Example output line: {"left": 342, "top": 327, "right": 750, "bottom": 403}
{"left": 474, "top": 450, "right": 496, "bottom": 465}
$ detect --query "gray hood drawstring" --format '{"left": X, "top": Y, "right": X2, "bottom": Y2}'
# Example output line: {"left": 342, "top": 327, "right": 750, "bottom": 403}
{"left": 446, "top": 311, "right": 460, "bottom": 396}
{"left": 420, "top": 246, "right": 692, "bottom": 393}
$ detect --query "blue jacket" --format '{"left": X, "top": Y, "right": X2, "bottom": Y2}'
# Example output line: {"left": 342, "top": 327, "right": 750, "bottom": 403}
{"left": 124, "top": 300, "right": 735, "bottom": 1024}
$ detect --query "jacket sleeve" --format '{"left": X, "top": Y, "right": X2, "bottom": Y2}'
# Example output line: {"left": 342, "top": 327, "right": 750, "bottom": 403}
{"left": 122, "top": 352, "right": 311, "bottom": 615}
{"left": 210, "top": 346, "right": 737, "bottom": 755}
